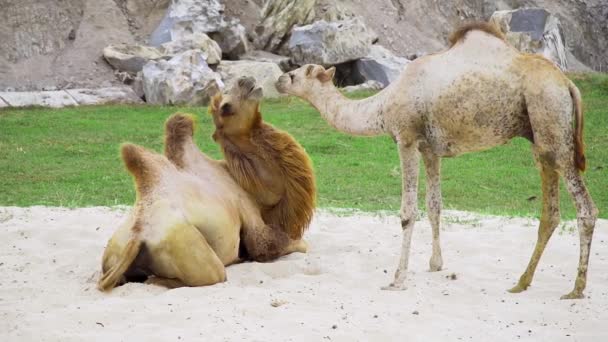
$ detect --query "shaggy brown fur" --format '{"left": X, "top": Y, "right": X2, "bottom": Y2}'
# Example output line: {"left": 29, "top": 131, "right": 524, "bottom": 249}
{"left": 448, "top": 22, "right": 505, "bottom": 47}
{"left": 210, "top": 77, "right": 316, "bottom": 240}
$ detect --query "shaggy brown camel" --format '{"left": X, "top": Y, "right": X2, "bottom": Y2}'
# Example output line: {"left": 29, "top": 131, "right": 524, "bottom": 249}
{"left": 98, "top": 114, "right": 306, "bottom": 291}
{"left": 276, "top": 22, "right": 598, "bottom": 299}
{"left": 210, "top": 76, "right": 316, "bottom": 240}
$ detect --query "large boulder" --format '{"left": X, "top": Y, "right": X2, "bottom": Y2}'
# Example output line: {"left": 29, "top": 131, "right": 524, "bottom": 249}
{"left": 158, "top": 32, "right": 222, "bottom": 65}
{"left": 490, "top": 8, "right": 568, "bottom": 71}
{"left": 103, "top": 44, "right": 164, "bottom": 73}
{"left": 217, "top": 61, "right": 283, "bottom": 99}
{"left": 253, "top": 0, "right": 351, "bottom": 53}
{"left": 142, "top": 50, "right": 223, "bottom": 105}
{"left": 149, "top": 0, "right": 250, "bottom": 59}
{"left": 240, "top": 50, "right": 293, "bottom": 72}
{"left": 207, "top": 17, "right": 250, "bottom": 60}
{"left": 288, "top": 18, "right": 376, "bottom": 66}
{"left": 354, "top": 45, "right": 410, "bottom": 87}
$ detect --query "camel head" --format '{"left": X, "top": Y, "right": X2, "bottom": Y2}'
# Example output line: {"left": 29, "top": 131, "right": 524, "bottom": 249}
{"left": 210, "top": 76, "right": 263, "bottom": 136}
{"left": 276, "top": 64, "right": 336, "bottom": 97}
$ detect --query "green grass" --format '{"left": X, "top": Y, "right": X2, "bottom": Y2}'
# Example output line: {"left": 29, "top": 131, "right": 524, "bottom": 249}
{"left": 1, "top": 74, "right": 607, "bottom": 218}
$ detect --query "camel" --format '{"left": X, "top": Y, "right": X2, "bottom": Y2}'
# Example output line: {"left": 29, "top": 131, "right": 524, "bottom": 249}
{"left": 210, "top": 76, "right": 316, "bottom": 240}
{"left": 98, "top": 113, "right": 306, "bottom": 291}
{"left": 276, "top": 22, "right": 598, "bottom": 299}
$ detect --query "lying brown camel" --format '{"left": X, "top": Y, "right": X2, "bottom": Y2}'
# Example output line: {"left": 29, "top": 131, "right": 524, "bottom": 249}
{"left": 276, "top": 22, "right": 598, "bottom": 299}
{"left": 98, "top": 113, "right": 306, "bottom": 291}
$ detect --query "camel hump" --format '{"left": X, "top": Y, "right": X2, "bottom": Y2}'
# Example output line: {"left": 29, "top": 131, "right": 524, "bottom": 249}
{"left": 164, "top": 113, "right": 196, "bottom": 168}
{"left": 121, "top": 143, "right": 162, "bottom": 192}
{"left": 448, "top": 22, "right": 505, "bottom": 47}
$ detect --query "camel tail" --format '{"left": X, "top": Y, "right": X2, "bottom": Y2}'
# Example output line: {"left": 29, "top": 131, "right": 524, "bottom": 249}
{"left": 164, "top": 113, "right": 196, "bottom": 168}
{"left": 568, "top": 80, "right": 586, "bottom": 172}
{"left": 97, "top": 236, "right": 142, "bottom": 291}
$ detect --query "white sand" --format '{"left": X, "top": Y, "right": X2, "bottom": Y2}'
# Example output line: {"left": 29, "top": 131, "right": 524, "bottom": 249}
{"left": 1, "top": 206, "right": 607, "bottom": 342}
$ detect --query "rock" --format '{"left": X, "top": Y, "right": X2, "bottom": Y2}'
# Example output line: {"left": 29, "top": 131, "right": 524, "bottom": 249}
{"left": 0, "top": 96, "right": 9, "bottom": 108}
{"left": 208, "top": 18, "right": 251, "bottom": 59}
{"left": 240, "top": 50, "right": 293, "bottom": 72}
{"left": 490, "top": 8, "right": 568, "bottom": 71}
{"left": 0, "top": 90, "right": 78, "bottom": 108}
{"left": 150, "top": 0, "right": 225, "bottom": 46}
{"left": 132, "top": 72, "right": 145, "bottom": 99}
{"left": 341, "top": 80, "right": 384, "bottom": 93}
{"left": 253, "top": 0, "right": 351, "bottom": 53}
{"left": 103, "top": 44, "right": 164, "bottom": 73}
{"left": 159, "top": 32, "right": 222, "bottom": 65}
{"left": 142, "top": 50, "right": 223, "bottom": 105}
{"left": 217, "top": 61, "right": 283, "bottom": 99}
{"left": 64, "top": 87, "right": 143, "bottom": 105}
{"left": 149, "top": 0, "right": 250, "bottom": 58}
{"left": 354, "top": 45, "right": 409, "bottom": 87}
{"left": 288, "top": 18, "right": 376, "bottom": 66}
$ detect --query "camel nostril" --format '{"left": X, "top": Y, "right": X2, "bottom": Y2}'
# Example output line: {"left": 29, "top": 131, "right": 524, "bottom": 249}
{"left": 221, "top": 103, "right": 233, "bottom": 117}
{"left": 289, "top": 74, "right": 295, "bottom": 81}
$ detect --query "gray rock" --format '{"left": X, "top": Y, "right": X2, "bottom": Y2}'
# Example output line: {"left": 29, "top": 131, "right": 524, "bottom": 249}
{"left": 0, "top": 90, "right": 78, "bottom": 108}
{"left": 159, "top": 32, "right": 222, "bottom": 65}
{"left": 0, "top": 96, "right": 9, "bottom": 108}
{"left": 490, "top": 8, "right": 568, "bottom": 71}
{"left": 149, "top": 0, "right": 249, "bottom": 58}
{"left": 132, "top": 72, "right": 145, "bottom": 99}
{"left": 354, "top": 45, "right": 409, "bottom": 87}
{"left": 288, "top": 18, "right": 375, "bottom": 66}
{"left": 150, "top": 0, "right": 224, "bottom": 47}
{"left": 253, "top": 0, "right": 352, "bottom": 53}
{"left": 65, "top": 87, "right": 143, "bottom": 105}
{"left": 217, "top": 61, "right": 283, "bottom": 99}
{"left": 241, "top": 50, "right": 293, "bottom": 72}
{"left": 103, "top": 44, "right": 164, "bottom": 73}
{"left": 341, "top": 80, "right": 383, "bottom": 93}
{"left": 142, "top": 50, "right": 223, "bottom": 105}
{"left": 208, "top": 18, "right": 251, "bottom": 60}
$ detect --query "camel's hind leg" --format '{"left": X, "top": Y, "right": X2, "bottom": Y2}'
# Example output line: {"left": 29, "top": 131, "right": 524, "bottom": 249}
{"left": 509, "top": 158, "right": 560, "bottom": 293}
{"left": 150, "top": 223, "right": 226, "bottom": 288}
{"left": 560, "top": 166, "right": 598, "bottom": 299}
{"left": 421, "top": 151, "right": 443, "bottom": 272}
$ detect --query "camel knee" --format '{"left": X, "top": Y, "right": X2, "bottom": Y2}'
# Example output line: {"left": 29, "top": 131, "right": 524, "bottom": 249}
{"left": 400, "top": 212, "right": 417, "bottom": 231}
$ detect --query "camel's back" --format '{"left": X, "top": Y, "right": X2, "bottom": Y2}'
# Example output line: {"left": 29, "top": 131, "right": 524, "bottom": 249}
{"left": 399, "top": 30, "right": 543, "bottom": 156}
{"left": 413, "top": 30, "right": 521, "bottom": 94}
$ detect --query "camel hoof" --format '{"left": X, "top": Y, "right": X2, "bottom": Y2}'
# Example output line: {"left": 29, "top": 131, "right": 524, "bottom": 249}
{"left": 560, "top": 291, "right": 585, "bottom": 300}
{"left": 381, "top": 283, "right": 407, "bottom": 291}
{"left": 429, "top": 256, "right": 443, "bottom": 272}
{"left": 429, "top": 264, "right": 443, "bottom": 272}
{"left": 507, "top": 284, "right": 529, "bottom": 293}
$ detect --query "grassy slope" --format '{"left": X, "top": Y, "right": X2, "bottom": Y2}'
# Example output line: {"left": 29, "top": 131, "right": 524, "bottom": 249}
{"left": 0, "top": 74, "right": 606, "bottom": 218}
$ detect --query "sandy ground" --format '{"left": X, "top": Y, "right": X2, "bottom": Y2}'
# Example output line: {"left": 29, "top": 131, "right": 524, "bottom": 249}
{"left": 1, "top": 206, "right": 607, "bottom": 341}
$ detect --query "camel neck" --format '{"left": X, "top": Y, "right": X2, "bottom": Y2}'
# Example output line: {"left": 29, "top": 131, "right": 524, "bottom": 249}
{"left": 306, "top": 84, "right": 391, "bottom": 136}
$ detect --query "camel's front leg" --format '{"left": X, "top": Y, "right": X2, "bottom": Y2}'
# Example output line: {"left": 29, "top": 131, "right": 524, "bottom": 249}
{"left": 383, "top": 141, "right": 420, "bottom": 290}
{"left": 421, "top": 151, "right": 443, "bottom": 272}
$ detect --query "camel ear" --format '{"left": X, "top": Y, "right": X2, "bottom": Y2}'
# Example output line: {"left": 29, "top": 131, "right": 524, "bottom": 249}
{"left": 209, "top": 93, "right": 222, "bottom": 114}
{"left": 249, "top": 86, "right": 263, "bottom": 101}
{"left": 206, "top": 79, "right": 221, "bottom": 98}
{"left": 317, "top": 67, "right": 335, "bottom": 83}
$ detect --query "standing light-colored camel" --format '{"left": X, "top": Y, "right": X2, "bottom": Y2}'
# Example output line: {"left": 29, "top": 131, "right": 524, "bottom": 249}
{"left": 276, "top": 22, "right": 598, "bottom": 299}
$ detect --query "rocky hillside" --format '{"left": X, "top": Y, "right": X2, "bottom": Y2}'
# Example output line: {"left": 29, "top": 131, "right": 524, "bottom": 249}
{"left": 0, "top": 0, "right": 606, "bottom": 92}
